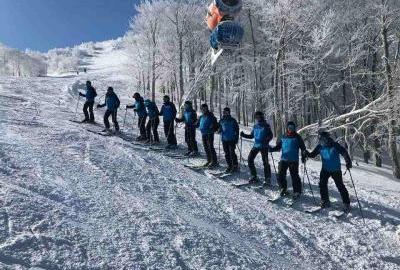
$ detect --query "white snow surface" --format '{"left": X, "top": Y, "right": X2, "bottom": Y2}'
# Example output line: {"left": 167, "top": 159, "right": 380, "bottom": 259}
{"left": 0, "top": 42, "right": 399, "bottom": 269}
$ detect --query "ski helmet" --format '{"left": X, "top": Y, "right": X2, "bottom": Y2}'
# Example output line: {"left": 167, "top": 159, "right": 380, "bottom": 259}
{"left": 133, "top": 92, "right": 140, "bottom": 99}
{"left": 254, "top": 111, "right": 264, "bottom": 119}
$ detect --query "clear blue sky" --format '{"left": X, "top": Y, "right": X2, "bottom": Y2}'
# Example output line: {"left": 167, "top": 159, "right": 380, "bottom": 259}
{"left": 0, "top": 0, "right": 138, "bottom": 52}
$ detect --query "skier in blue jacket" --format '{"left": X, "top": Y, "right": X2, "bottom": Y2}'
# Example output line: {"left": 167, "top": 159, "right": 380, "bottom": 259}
{"left": 306, "top": 130, "right": 352, "bottom": 211}
{"left": 176, "top": 101, "right": 199, "bottom": 156}
{"left": 127, "top": 93, "right": 147, "bottom": 141}
{"left": 270, "top": 121, "right": 307, "bottom": 198}
{"left": 196, "top": 104, "right": 219, "bottom": 168}
{"left": 159, "top": 95, "right": 178, "bottom": 148}
{"left": 97, "top": 87, "right": 120, "bottom": 132}
{"left": 218, "top": 107, "right": 239, "bottom": 173}
{"left": 240, "top": 111, "right": 273, "bottom": 185}
{"left": 79, "top": 81, "right": 97, "bottom": 123}
{"left": 144, "top": 99, "right": 160, "bottom": 143}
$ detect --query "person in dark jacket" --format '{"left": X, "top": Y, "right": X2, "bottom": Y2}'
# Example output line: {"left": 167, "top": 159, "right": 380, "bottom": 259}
{"left": 218, "top": 107, "right": 239, "bottom": 173}
{"left": 270, "top": 121, "right": 307, "bottom": 198}
{"left": 306, "top": 130, "right": 352, "bottom": 211}
{"left": 196, "top": 104, "right": 219, "bottom": 168}
{"left": 97, "top": 87, "right": 120, "bottom": 132}
{"left": 240, "top": 111, "right": 273, "bottom": 185}
{"left": 144, "top": 99, "right": 160, "bottom": 143}
{"left": 127, "top": 93, "right": 147, "bottom": 141}
{"left": 176, "top": 101, "right": 199, "bottom": 156}
{"left": 79, "top": 81, "right": 97, "bottom": 123}
{"left": 159, "top": 95, "right": 178, "bottom": 148}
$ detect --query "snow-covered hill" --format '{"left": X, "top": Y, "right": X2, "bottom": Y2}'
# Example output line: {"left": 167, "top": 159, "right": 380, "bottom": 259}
{"left": 0, "top": 41, "right": 399, "bottom": 269}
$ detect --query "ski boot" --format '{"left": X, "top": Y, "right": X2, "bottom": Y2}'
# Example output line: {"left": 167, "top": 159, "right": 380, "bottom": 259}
{"left": 292, "top": 192, "right": 301, "bottom": 200}
{"left": 279, "top": 188, "right": 290, "bottom": 197}
{"left": 320, "top": 200, "right": 331, "bottom": 209}
{"left": 81, "top": 119, "right": 89, "bottom": 123}
{"left": 248, "top": 176, "right": 259, "bottom": 184}
{"left": 102, "top": 128, "right": 111, "bottom": 133}
{"left": 343, "top": 203, "right": 351, "bottom": 213}
{"left": 208, "top": 162, "right": 219, "bottom": 169}
{"left": 263, "top": 178, "right": 272, "bottom": 188}
{"left": 224, "top": 167, "right": 233, "bottom": 174}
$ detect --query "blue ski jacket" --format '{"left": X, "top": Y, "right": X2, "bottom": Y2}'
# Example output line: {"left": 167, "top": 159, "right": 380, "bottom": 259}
{"left": 197, "top": 112, "right": 218, "bottom": 135}
{"left": 242, "top": 120, "right": 273, "bottom": 149}
{"left": 308, "top": 137, "right": 352, "bottom": 172}
{"left": 80, "top": 86, "right": 97, "bottom": 102}
{"left": 219, "top": 116, "right": 239, "bottom": 143}
{"left": 145, "top": 101, "right": 159, "bottom": 120}
{"left": 134, "top": 97, "right": 147, "bottom": 118}
{"left": 270, "top": 133, "right": 306, "bottom": 162}
{"left": 99, "top": 92, "right": 120, "bottom": 112}
{"left": 176, "top": 108, "right": 197, "bottom": 128}
{"left": 160, "top": 102, "right": 177, "bottom": 122}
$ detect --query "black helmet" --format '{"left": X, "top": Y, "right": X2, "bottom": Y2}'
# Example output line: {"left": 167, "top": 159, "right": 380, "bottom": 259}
{"left": 254, "top": 111, "right": 264, "bottom": 119}
{"left": 184, "top": 100, "right": 192, "bottom": 106}
{"left": 201, "top": 104, "right": 209, "bottom": 111}
{"left": 133, "top": 92, "right": 140, "bottom": 99}
{"left": 223, "top": 107, "right": 231, "bottom": 113}
{"left": 86, "top": 81, "right": 91, "bottom": 86}
{"left": 107, "top": 87, "right": 114, "bottom": 93}
{"left": 163, "top": 95, "right": 170, "bottom": 102}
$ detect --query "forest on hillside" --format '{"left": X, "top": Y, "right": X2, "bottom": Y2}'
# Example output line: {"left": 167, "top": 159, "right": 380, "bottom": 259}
{"left": 124, "top": 0, "right": 400, "bottom": 179}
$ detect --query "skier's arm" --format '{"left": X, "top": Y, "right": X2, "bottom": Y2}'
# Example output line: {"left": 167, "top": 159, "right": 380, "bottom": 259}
{"left": 240, "top": 129, "right": 254, "bottom": 139}
{"left": 234, "top": 119, "right": 240, "bottom": 143}
{"left": 79, "top": 92, "right": 86, "bottom": 97}
{"left": 97, "top": 103, "right": 106, "bottom": 108}
{"left": 307, "top": 145, "right": 321, "bottom": 158}
{"left": 159, "top": 105, "right": 164, "bottom": 116}
{"left": 175, "top": 116, "right": 184, "bottom": 123}
{"left": 126, "top": 104, "right": 135, "bottom": 109}
{"left": 172, "top": 104, "right": 177, "bottom": 119}
{"left": 270, "top": 138, "right": 282, "bottom": 152}
{"left": 336, "top": 143, "right": 352, "bottom": 168}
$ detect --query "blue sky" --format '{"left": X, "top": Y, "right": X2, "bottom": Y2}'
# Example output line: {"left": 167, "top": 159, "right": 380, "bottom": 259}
{"left": 0, "top": 0, "right": 138, "bottom": 52}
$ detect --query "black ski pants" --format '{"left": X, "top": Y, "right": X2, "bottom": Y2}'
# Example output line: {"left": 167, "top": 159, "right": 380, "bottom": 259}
{"left": 223, "top": 141, "right": 238, "bottom": 169}
{"left": 278, "top": 161, "right": 302, "bottom": 193}
{"left": 138, "top": 116, "right": 147, "bottom": 139}
{"left": 185, "top": 126, "right": 198, "bottom": 152}
{"left": 104, "top": 110, "right": 119, "bottom": 131}
{"left": 248, "top": 147, "right": 271, "bottom": 180}
{"left": 164, "top": 120, "right": 177, "bottom": 146}
{"left": 146, "top": 117, "right": 160, "bottom": 142}
{"left": 319, "top": 169, "right": 350, "bottom": 205}
{"left": 83, "top": 101, "right": 95, "bottom": 122}
{"left": 202, "top": 134, "right": 218, "bottom": 164}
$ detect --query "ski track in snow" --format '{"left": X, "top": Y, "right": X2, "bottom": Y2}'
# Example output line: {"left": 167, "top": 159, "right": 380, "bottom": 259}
{"left": 0, "top": 43, "right": 399, "bottom": 269}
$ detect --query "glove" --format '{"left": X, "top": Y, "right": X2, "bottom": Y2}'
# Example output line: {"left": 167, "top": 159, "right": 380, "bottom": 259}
{"left": 79, "top": 92, "right": 85, "bottom": 97}
{"left": 240, "top": 131, "right": 245, "bottom": 137}
{"left": 346, "top": 163, "right": 352, "bottom": 170}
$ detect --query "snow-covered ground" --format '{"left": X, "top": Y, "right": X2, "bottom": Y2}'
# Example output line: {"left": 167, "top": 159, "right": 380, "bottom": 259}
{"left": 0, "top": 42, "right": 399, "bottom": 269}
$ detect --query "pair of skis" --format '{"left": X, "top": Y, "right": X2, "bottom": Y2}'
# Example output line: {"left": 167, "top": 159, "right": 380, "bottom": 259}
{"left": 304, "top": 206, "right": 350, "bottom": 219}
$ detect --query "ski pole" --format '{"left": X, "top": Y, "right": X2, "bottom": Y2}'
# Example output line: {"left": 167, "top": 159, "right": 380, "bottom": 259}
{"left": 270, "top": 152, "right": 278, "bottom": 175}
{"left": 218, "top": 134, "right": 221, "bottom": 159}
{"left": 74, "top": 94, "right": 80, "bottom": 119}
{"left": 346, "top": 169, "right": 366, "bottom": 225}
{"left": 122, "top": 108, "right": 128, "bottom": 130}
{"left": 304, "top": 162, "right": 317, "bottom": 205}
{"left": 240, "top": 136, "right": 243, "bottom": 166}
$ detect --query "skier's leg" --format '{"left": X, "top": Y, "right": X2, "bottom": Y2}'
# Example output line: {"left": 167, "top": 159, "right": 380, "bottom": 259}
{"left": 332, "top": 171, "right": 351, "bottom": 205}
{"left": 231, "top": 143, "right": 239, "bottom": 168}
{"left": 192, "top": 127, "right": 199, "bottom": 152}
{"left": 202, "top": 135, "right": 212, "bottom": 163}
{"left": 222, "top": 141, "right": 232, "bottom": 168}
{"left": 104, "top": 110, "right": 111, "bottom": 129}
{"left": 112, "top": 110, "right": 119, "bottom": 131}
{"left": 209, "top": 133, "right": 218, "bottom": 165}
{"left": 83, "top": 101, "right": 90, "bottom": 121}
{"left": 319, "top": 170, "right": 331, "bottom": 204}
{"left": 170, "top": 121, "right": 177, "bottom": 145}
{"left": 247, "top": 148, "right": 259, "bottom": 178}
{"left": 141, "top": 116, "right": 147, "bottom": 139}
{"left": 289, "top": 162, "right": 302, "bottom": 194}
{"left": 153, "top": 117, "right": 160, "bottom": 142}
{"left": 88, "top": 101, "right": 95, "bottom": 122}
{"left": 277, "top": 161, "right": 289, "bottom": 191}
{"left": 261, "top": 148, "right": 272, "bottom": 182}
{"left": 146, "top": 120, "right": 152, "bottom": 141}
{"left": 185, "top": 127, "right": 191, "bottom": 151}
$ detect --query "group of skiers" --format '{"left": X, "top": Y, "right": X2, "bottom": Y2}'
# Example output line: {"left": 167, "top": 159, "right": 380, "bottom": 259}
{"left": 78, "top": 81, "right": 353, "bottom": 211}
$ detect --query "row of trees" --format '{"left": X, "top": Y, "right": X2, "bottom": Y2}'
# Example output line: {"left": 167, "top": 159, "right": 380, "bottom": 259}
{"left": 124, "top": 0, "right": 400, "bottom": 179}
{"left": 0, "top": 43, "right": 47, "bottom": 77}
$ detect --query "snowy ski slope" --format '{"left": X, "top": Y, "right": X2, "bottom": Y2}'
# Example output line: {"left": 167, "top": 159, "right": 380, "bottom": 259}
{"left": 0, "top": 42, "right": 399, "bottom": 269}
